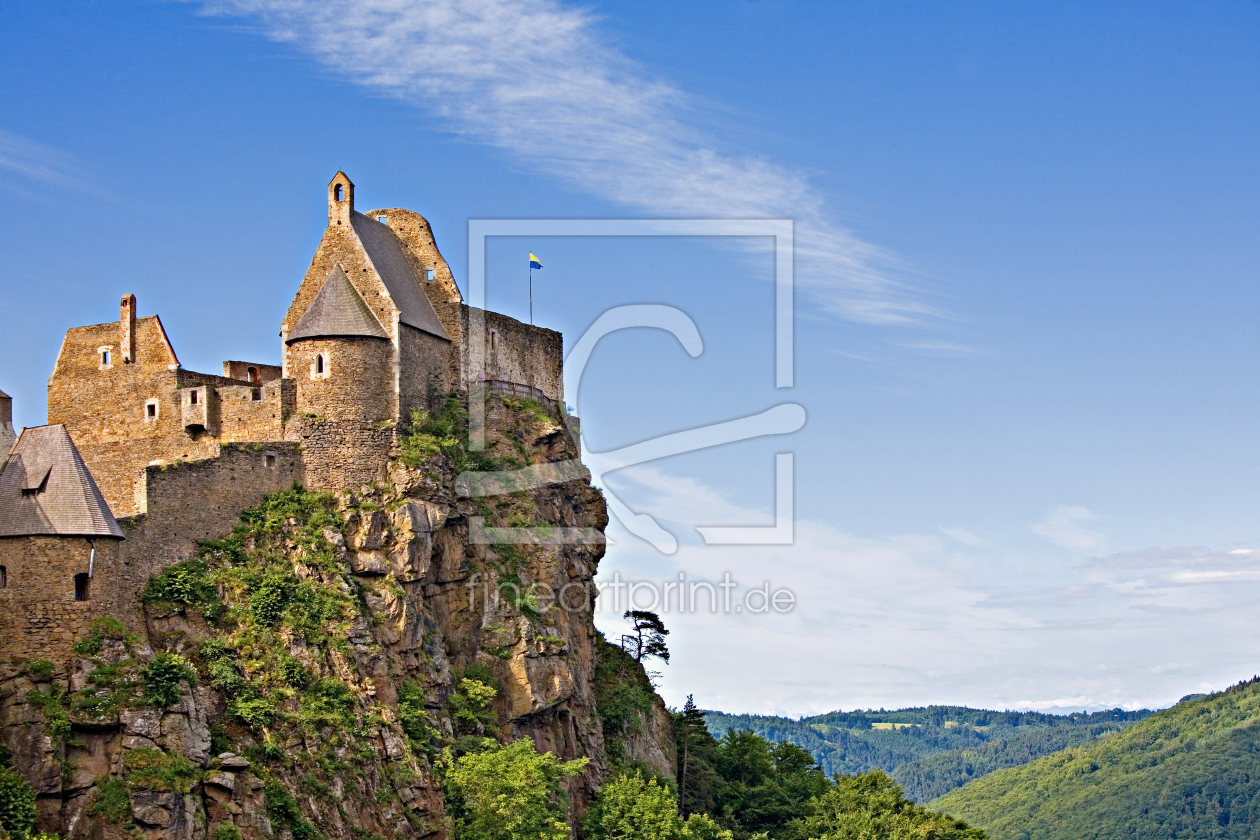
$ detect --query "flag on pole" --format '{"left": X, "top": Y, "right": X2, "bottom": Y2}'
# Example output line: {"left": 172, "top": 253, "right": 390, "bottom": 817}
{"left": 529, "top": 253, "right": 543, "bottom": 270}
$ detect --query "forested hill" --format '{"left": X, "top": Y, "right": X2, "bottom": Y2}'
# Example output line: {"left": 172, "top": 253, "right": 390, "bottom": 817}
{"left": 932, "top": 678, "right": 1260, "bottom": 840}
{"left": 704, "top": 705, "right": 1152, "bottom": 800}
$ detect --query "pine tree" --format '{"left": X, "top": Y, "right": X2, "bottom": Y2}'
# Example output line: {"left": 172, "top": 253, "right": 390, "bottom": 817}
{"left": 621, "top": 610, "right": 670, "bottom": 664}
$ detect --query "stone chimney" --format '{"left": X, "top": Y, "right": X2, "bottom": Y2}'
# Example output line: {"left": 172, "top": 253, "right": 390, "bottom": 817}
{"left": 0, "top": 389, "right": 15, "bottom": 461}
{"left": 120, "top": 294, "right": 137, "bottom": 363}
{"left": 328, "top": 172, "right": 354, "bottom": 227}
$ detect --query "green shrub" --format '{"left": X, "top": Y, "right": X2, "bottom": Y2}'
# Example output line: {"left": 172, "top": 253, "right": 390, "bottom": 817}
{"left": 23, "top": 660, "right": 53, "bottom": 681}
{"left": 249, "top": 572, "right": 295, "bottom": 627}
{"left": 89, "top": 777, "right": 131, "bottom": 823}
{"left": 72, "top": 616, "right": 134, "bottom": 656}
{"left": 142, "top": 653, "right": 197, "bottom": 708}
{"left": 213, "top": 824, "right": 243, "bottom": 840}
{"left": 231, "top": 698, "right": 275, "bottom": 729}
{"left": 263, "top": 776, "right": 322, "bottom": 840}
{"left": 0, "top": 766, "right": 37, "bottom": 840}
{"left": 123, "top": 748, "right": 199, "bottom": 793}
{"left": 142, "top": 560, "right": 220, "bottom": 611}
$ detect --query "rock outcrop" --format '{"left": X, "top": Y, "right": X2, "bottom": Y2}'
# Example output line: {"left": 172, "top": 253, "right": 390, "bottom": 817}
{"left": 0, "top": 394, "right": 673, "bottom": 840}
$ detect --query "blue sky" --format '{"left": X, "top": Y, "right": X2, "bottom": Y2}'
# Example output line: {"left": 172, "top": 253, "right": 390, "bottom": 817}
{"left": 3, "top": 0, "right": 1260, "bottom": 715}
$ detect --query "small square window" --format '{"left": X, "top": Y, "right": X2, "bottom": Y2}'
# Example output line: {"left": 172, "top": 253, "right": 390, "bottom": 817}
{"left": 146, "top": 402, "right": 158, "bottom": 420}
{"left": 378, "top": 215, "right": 388, "bottom": 223}
{"left": 251, "top": 388, "right": 262, "bottom": 401}
{"left": 265, "top": 453, "right": 276, "bottom": 468}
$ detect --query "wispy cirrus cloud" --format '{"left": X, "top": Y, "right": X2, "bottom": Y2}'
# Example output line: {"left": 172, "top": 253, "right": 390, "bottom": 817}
{"left": 197, "top": 0, "right": 932, "bottom": 325}
{"left": 0, "top": 129, "right": 95, "bottom": 193}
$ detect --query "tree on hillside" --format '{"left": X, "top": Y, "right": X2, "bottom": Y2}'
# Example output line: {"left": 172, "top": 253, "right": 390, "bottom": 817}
{"left": 788, "top": 770, "right": 986, "bottom": 840}
{"left": 585, "top": 771, "right": 735, "bottom": 840}
{"left": 677, "top": 695, "right": 721, "bottom": 818}
{"left": 621, "top": 610, "right": 670, "bottom": 664}
{"left": 443, "top": 738, "right": 589, "bottom": 840}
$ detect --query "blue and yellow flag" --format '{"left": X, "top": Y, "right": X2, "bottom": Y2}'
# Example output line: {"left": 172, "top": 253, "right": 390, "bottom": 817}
{"left": 529, "top": 253, "right": 543, "bottom": 270}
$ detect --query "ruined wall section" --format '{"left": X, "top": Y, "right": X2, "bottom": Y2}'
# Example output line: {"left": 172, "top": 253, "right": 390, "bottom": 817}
{"left": 118, "top": 444, "right": 302, "bottom": 628}
{"left": 460, "top": 307, "right": 564, "bottom": 401}
{"left": 49, "top": 318, "right": 219, "bottom": 517}
{"left": 368, "top": 207, "right": 462, "bottom": 310}
{"left": 0, "top": 536, "right": 122, "bottom": 662}
{"left": 221, "top": 361, "right": 283, "bottom": 384}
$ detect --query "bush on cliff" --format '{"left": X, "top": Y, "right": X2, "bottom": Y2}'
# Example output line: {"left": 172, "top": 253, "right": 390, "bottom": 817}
{"left": 0, "top": 766, "right": 38, "bottom": 840}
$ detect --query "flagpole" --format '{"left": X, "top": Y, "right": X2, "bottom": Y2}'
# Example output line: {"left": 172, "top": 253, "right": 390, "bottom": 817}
{"left": 529, "top": 262, "right": 533, "bottom": 325}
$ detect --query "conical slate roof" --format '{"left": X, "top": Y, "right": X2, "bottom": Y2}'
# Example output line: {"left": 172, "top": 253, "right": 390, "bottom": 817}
{"left": 287, "top": 265, "right": 390, "bottom": 343}
{"left": 0, "top": 425, "right": 124, "bottom": 538}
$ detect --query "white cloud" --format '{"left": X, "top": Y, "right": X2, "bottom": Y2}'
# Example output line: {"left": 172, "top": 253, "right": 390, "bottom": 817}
{"left": 197, "top": 0, "right": 932, "bottom": 325}
{"left": 589, "top": 467, "right": 1260, "bottom": 715}
{"left": 942, "top": 527, "right": 984, "bottom": 546}
{"left": 1032, "top": 505, "right": 1104, "bottom": 553}
{"left": 0, "top": 129, "right": 95, "bottom": 193}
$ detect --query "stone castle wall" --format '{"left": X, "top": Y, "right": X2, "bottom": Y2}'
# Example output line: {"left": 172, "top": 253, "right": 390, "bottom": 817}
{"left": 0, "top": 536, "right": 122, "bottom": 662}
{"left": 461, "top": 307, "right": 564, "bottom": 401}
{"left": 118, "top": 443, "right": 303, "bottom": 628}
{"left": 398, "top": 324, "right": 453, "bottom": 422}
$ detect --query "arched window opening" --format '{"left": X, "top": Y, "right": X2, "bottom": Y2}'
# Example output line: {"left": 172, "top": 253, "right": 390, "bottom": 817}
{"left": 247, "top": 367, "right": 259, "bottom": 383}
{"left": 335, "top": 184, "right": 344, "bottom": 201}
{"left": 316, "top": 354, "right": 326, "bottom": 375}
{"left": 74, "top": 573, "right": 90, "bottom": 602}
{"left": 0, "top": 566, "right": 7, "bottom": 589}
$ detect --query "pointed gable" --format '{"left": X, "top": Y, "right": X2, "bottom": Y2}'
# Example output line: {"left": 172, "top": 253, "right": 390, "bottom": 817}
{"left": 0, "top": 425, "right": 123, "bottom": 538}
{"left": 287, "top": 266, "right": 389, "bottom": 343}
{"left": 351, "top": 213, "right": 450, "bottom": 340}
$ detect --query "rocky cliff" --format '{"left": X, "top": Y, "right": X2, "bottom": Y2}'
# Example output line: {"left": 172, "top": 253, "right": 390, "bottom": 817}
{"left": 0, "top": 393, "right": 675, "bottom": 840}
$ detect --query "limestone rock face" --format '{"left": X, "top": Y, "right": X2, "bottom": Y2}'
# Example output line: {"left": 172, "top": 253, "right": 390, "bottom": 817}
{"left": 0, "top": 395, "right": 673, "bottom": 840}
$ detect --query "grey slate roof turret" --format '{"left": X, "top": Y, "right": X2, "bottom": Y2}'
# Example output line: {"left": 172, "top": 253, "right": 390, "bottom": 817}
{"left": 287, "top": 265, "right": 390, "bottom": 343}
{"left": 0, "top": 425, "right": 124, "bottom": 538}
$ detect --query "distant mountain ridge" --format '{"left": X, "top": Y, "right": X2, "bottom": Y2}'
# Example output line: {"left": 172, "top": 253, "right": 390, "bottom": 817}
{"left": 931, "top": 677, "right": 1260, "bottom": 840}
{"left": 704, "top": 705, "right": 1152, "bottom": 800}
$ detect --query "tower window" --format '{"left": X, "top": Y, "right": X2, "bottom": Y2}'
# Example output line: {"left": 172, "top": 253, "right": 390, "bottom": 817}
{"left": 145, "top": 400, "right": 159, "bottom": 420}
{"left": 426, "top": 269, "right": 435, "bottom": 282}
{"left": 189, "top": 390, "right": 198, "bottom": 405}
{"left": 378, "top": 215, "right": 387, "bottom": 223}
{"left": 265, "top": 453, "right": 276, "bottom": 468}
{"left": 335, "top": 184, "right": 344, "bottom": 201}
{"left": 0, "top": 566, "right": 7, "bottom": 589}
{"left": 247, "top": 367, "right": 259, "bottom": 383}
{"left": 74, "top": 573, "right": 90, "bottom": 601}
{"left": 102, "top": 350, "right": 111, "bottom": 365}
{"left": 251, "top": 388, "right": 262, "bottom": 401}
{"left": 316, "top": 354, "right": 326, "bottom": 375}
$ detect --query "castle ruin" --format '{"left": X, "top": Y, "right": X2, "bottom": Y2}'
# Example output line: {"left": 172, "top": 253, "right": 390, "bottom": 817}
{"left": 0, "top": 172, "right": 564, "bottom": 662}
